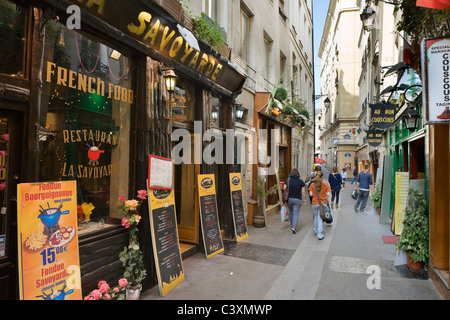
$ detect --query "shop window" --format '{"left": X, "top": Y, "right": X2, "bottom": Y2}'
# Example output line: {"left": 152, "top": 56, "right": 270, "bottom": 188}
{"left": 0, "top": 0, "right": 27, "bottom": 78}
{"left": 38, "top": 19, "right": 136, "bottom": 233}
{"left": 171, "top": 77, "right": 195, "bottom": 124}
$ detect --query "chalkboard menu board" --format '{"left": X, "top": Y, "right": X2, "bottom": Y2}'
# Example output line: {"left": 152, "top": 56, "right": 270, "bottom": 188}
{"left": 148, "top": 187, "right": 185, "bottom": 296}
{"left": 229, "top": 173, "right": 248, "bottom": 242}
{"left": 197, "top": 174, "right": 224, "bottom": 258}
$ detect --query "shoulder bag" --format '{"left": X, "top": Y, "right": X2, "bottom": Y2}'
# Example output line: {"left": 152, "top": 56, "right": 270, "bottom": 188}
{"left": 282, "top": 178, "right": 290, "bottom": 203}
{"left": 314, "top": 183, "right": 328, "bottom": 221}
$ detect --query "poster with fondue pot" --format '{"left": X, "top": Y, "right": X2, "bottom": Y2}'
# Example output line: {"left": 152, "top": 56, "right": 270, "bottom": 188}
{"left": 422, "top": 36, "right": 450, "bottom": 124}
{"left": 17, "top": 181, "right": 82, "bottom": 300}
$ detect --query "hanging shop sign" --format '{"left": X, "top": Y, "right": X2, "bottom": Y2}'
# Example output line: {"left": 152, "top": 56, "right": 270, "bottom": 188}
{"left": 367, "top": 130, "right": 384, "bottom": 147}
{"left": 148, "top": 154, "right": 173, "bottom": 190}
{"left": 422, "top": 36, "right": 450, "bottom": 124}
{"left": 229, "top": 173, "right": 248, "bottom": 242}
{"left": 394, "top": 172, "right": 410, "bottom": 236}
{"left": 17, "top": 181, "right": 82, "bottom": 300}
{"left": 197, "top": 174, "right": 224, "bottom": 258}
{"left": 64, "top": 0, "right": 246, "bottom": 95}
{"left": 370, "top": 102, "right": 396, "bottom": 130}
{"left": 148, "top": 186, "right": 185, "bottom": 296}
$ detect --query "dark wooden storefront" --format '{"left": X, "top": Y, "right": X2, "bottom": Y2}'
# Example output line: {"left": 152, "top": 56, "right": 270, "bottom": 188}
{"left": 0, "top": 0, "right": 245, "bottom": 299}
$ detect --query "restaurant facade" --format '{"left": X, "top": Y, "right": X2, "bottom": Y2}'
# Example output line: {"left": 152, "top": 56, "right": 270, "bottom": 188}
{"left": 0, "top": 0, "right": 246, "bottom": 299}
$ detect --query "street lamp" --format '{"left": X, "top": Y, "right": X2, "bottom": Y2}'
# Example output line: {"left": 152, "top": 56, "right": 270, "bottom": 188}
{"left": 211, "top": 107, "right": 219, "bottom": 122}
{"left": 402, "top": 108, "right": 420, "bottom": 132}
{"left": 234, "top": 104, "right": 245, "bottom": 122}
{"left": 324, "top": 97, "right": 331, "bottom": 109}
{"left": 360, "top": 6, "right": 376, "bottom": 31}
{"left": 383, "top": 62, "right": 410, "bottom": 78}
{"left": 163, "top": 68, "right": 178, "bottom": 94}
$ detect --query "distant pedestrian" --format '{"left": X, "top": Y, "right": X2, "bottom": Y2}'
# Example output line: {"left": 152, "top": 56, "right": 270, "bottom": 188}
{"left": 354, "top": 164, "right": 373, "bottom": 213}
{"left": 308, "top": 173, "right": 331, "bottom": 240}
{"left": 284, "top": 168, "right": 306, "bottom": 234}
{"left": 328, "top": 167, "right": 342, "bottom": 209}
{"left": 351, "top": 167, "right": 358, "bottom": 185}
{"left": 341, "top": 168, "right": 347, "bottom": 188}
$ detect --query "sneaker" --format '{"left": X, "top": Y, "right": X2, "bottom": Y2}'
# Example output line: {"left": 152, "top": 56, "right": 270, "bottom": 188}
{"left": 361, "top": 209, "right": 367, "bottom": 213}
{"left": 437, "top": 107, "right": 450, "bottom": 120}
{"left": 354, "top": 205, "right": 358, "bottom": 212}
{"left": 292, "top": 228, "right": 297, "bottom": 234}
{"left": 318, "top": 236, "right": 324, "bottom": 240}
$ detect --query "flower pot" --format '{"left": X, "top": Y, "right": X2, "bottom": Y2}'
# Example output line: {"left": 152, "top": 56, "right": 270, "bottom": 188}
{"left": 407, "top": 253, "right": 424, "bottom": 270}
{"left": 253, "top": 215, "right": 265, "bottom": 228}
{"left": 126, "top": 285, "right": 142, "bottom": 300}
{"left": 377, "top": 207, "right": 381, "bottom": 215}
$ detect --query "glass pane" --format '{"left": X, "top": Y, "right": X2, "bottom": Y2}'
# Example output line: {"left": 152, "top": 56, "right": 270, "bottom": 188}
{"left": 0, "top": 117, "right": 9, "bottom": 257}
{"left": 0, "top": 0, "right": 27, "bottom": 77}
{"left": 38, "top": 19, "right": 136, "bottom": 232}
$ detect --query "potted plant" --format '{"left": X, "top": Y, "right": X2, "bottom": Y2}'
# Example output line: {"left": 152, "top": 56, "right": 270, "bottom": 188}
{"left": 118, "top": 190, "right": 148, "bottom": 300}
{"left": 396, "top": 188, "right": 429, "bottom": 270}
{"left": 84, "top": 278, "right": 128, "bottom": 300}
{"left": 372, "top": 180, "right": 382, "bottom": 215}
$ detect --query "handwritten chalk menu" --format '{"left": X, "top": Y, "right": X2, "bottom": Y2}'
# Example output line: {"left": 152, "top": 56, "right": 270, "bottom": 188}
{"left": 197, "top": 174, "right": 224, "bottom": 258}
{"left": 229, "top": 173, "right": 248, "bottom": 242}
{"left": 148, "top": 154, "right": 173, "bottom": 190}
{"left": 17, "top": 181, "right": 82, "bottom": 300}
{"left": 148, "top": 187, "right": 185, "bottom": 296}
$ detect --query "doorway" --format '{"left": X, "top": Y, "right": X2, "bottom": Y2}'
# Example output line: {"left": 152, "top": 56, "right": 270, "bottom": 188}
{"left": 173, "top": 135, "right": 200, "bottom": 253}
{"left": 0, "top": 108, "right": 23, "bottom": 300}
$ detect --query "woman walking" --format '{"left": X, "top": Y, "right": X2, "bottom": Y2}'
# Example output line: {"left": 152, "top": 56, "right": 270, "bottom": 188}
{"left": 328, "top": 167, "right": 343, "bottom": 209}
{"left": 285, "top": 168, "right": 306, "bottom": 234}
{"left": 308, "top": 172, "right": 331, "bottom": 240}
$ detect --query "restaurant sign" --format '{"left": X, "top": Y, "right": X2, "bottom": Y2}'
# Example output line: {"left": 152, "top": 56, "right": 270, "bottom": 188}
{"left": 422, "top": 36, "right": 450, "bottom": 124}
{"left": 370, "top": 102, "right": 396, "bottom": 130}
{"left": 66, "top": 0, "right": 246, "bottom": 94}
{"left": 367, "top": 130, "right": 383, "bottom": 147}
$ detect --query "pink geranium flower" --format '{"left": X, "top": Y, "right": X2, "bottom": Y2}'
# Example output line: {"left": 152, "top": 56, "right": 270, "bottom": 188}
{"left": 118, "top": 196, "right": 125, "bottom": 202}
{"left": 125, "top": 199, "right": 139, "bottom": 211}
{"left": 118, "top": 278, "right": 128, "bottom": 288}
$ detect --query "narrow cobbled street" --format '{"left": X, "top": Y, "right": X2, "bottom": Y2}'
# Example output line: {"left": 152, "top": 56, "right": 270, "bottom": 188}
{"left": 142, "top": 185, "right": 441, "bottom": 301}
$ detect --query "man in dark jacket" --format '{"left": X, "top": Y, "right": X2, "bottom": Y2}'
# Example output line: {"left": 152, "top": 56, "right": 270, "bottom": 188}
{"left": 354, "top": 164, "right": 373, "bottom": 213}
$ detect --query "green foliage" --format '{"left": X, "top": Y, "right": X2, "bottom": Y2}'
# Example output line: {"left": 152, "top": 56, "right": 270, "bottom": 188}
{"left": 372, "top": 180, "right": 382, "bottom": 208}
{"left": 396, "top": 189, "right": 429, "bottom": 263}
{"left": 192, "top": 13, "right": 226, "bottom": 49}
{"left": 274, "top": 87, "right": 288, "bottom": 102}
{"left": 396, "top": 0, "right": 450, "bottom": 73}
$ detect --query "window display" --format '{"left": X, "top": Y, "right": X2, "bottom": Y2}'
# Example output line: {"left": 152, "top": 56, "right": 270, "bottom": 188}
{"left": 38, "top": 19, "right": 136, "bottom": 230}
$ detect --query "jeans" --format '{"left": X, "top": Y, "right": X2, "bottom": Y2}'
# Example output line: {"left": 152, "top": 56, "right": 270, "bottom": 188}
{"left": 331, "top": 190, "right": 340, "bottom": 204}
{"left": 351, "top": 176, "right": 356, "bottom": 184}
{"left": 287, "top": 198, "right": 302, "bottom": 229}
{"left": 355, "top": 190, "right": 370, "bottom": 211}
{"left": 311, "top": 204, "right": 324, "bottom": 239}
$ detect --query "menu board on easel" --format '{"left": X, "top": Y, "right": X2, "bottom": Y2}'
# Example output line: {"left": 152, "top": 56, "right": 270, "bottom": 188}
{"left": 198, "top": 174, "right": 224, "bottom": 258}
{"left": 394, "top": 172, "right": 410, "bottom": 236}
{"left": 148, "top": 183, "right": 185, "bottom": 296}
{"left": 229, "top": 173, "right": 248, "bottom": 242}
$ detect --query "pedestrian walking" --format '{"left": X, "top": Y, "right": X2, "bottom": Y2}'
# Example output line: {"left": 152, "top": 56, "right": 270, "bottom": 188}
{"left": 328, "top": 167, "right": 342, "bottom": 209}
{"left": 341, "top": 168, "right": 347, "bottom": 188}
{"left": 351, "top": 167, "right": 358, "bottom": 185}
{"left": 354, "top": 164, "right": 373, "bottom": 213}
{"left": 284, "top": 168, "right": 306, "bottom": 234}
{"left": 308, "top": 172, "right": 331, "bottom": 240}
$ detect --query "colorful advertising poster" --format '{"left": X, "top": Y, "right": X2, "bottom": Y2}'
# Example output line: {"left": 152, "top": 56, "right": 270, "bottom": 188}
{"left": 229, "top": 173, "right": 248, "bottom": 242}
{"left": 394, "top": 172, "right": 410, "bottom": 236}
{"left": 148, "top": 186, "right": 185, "bottom": 296}
{"left": 422, "top": 37, "right": 450, "bottom": 124}
{"left": 17, "top": 181, "right": 82, "bottom": 300}
{"left": 198, "top": 174, "right": 224, "bottom": 258}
